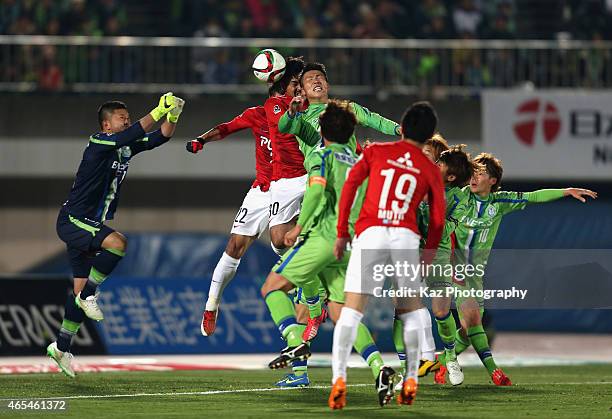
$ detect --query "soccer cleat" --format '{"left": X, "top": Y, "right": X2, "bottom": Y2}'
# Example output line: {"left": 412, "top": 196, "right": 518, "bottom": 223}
{"left": 418, "top": 358, "right": 440, "bottom": 377}
{"left": 375, "top": 366, "right": 396, "bottom": 406}
{"left": 397, "top": 377, "right": 418, "bottom": 405}
{"left": 275, "top": 373, "right": 310, "bottom": 387}
{"left": 491, "top": 368, "right": 512, "bottom": 386}
{"left": 328, "top": 377, "right": 347, "bottom": 410}
{"left": 75, "top": 292, "right": 104, "bottom": 321}
{"left": 446, "top": 359, "right": 464, "bottom": 386}
{"left": 434, "top": 365, "right": 447, "bottom": 384}
{"left": 46, "top": 342, "right": 75, "bottom": 378}
{"left": 268, "top": 343, "right": 311, "bottom": 369}
{"left": 302, "top": 308, "right": 328, "bottom": 341}
{"left": 201, "top": 309, "right": 218, "bottom": 336}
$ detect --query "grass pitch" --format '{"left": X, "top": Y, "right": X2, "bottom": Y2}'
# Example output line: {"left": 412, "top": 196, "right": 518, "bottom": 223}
{"left": 0, "top": 365, "right": 611, "bottom": 418}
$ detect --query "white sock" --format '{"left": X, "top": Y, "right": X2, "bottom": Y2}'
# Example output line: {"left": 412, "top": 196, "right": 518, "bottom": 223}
{"left": 271, "top": 243, "right": 288, "bottom": 257}
{"left": 332, "top": 307, "right": 363, "bottom": 383}
{"left": 417, "top": 308, "right": 436, "bottom": 362}
{"left": 205, "top": 252, "right": 240, "bottom": 311}
{"left": 399, "top": 310, "right": 422, "bottom": 383}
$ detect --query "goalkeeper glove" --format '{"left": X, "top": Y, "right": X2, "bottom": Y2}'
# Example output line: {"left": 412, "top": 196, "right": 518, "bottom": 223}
{"left": 186, "top": 139, "right": 204, "bottom": 153}
{"left": 150, "top": 92, "right": 176, "bottom": 122}
{"left": 167, "top": 96, "right": 185, "bottom": 123}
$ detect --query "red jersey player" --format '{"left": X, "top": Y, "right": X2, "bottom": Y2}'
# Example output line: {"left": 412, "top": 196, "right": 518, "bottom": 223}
{"left": 186, "top": 103, "right": 272, "bottom": 337}
{"left": 263, "top": 57, "right": 307, "bottom": 255}
{"left": 329, "top": 102, "right": 446, "bottom": 409}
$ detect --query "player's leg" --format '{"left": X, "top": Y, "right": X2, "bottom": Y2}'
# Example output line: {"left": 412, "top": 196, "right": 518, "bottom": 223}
{"left": 76, "top": 229, "right": 125, "bottom": 320}
{"left": 268, "top": 175, "right": 307, "bottom": 255}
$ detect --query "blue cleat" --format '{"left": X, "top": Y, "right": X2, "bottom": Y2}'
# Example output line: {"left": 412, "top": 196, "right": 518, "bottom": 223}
{"left": 275, "top": 373, "right": 310, "bottom": 388}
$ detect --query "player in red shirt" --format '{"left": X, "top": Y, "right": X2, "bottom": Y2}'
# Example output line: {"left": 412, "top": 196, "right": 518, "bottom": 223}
{"left": 329, "top": 102, "right": 446, "bottom": 409}
{"left": 186, "top": 102, "right": 272, "bottom": 337}
{"left": 263, "top": 57, "right": 307, "bottom": 256}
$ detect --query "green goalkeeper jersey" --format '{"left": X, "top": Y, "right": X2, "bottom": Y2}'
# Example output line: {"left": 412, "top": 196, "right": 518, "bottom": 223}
{"left": 454, "top": 188, "right": 565, "bottom": 267}
{"left": 298, "top": 143, "right": 364, "bottom": 240}
{"left": 278, "top": 101, "right": 400, "bottom": 160}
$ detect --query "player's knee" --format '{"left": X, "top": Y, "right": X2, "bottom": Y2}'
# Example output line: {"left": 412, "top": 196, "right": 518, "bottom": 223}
{"left": 225, "top": 235, "right": 251, "bottom": 259}
{"left": 104, "top": 232, "right": 128, "bottom": 253}
{"left": 270, "top": 235, "right": 285, "bottom": 250}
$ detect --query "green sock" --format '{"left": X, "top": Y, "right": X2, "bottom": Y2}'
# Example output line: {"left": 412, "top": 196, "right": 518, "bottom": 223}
{"left": 300, "top": 285, "right": 322, "bottom": 319}
{"left": 354, "top": 322, "right": 384, "bottom": 379}
{"left": 264, "top": 290, "right": 302, "bottom": 347}
{"left": 292, "top": 324, "right": 308, "bottom": 376}
{"left": 435, "top": 312, "right": 457, "bottom": 362}
{"left": 438, "top": 328, "right": 470, "bottom": 365}
{"left": 392, "top": 317, "right": 406, "bottom": 375}
{"left": 468, "top": 325, "right": 498, "bottom": 374}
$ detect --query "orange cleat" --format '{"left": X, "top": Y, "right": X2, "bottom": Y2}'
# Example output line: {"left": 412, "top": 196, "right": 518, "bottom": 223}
{"left": 491, "top": 368, "right": 512, "bottom": 386}
{"left": 328, "top": 377, "right": 347, "bottom": 410}
{"left": 201, "top": 309, "right": 218, "bottom": 336}
{"left": 397, "top": 377, "right": 418, "bottom": 405}
{"left": 434, "top": 365, "right": 447, "bottom": 384}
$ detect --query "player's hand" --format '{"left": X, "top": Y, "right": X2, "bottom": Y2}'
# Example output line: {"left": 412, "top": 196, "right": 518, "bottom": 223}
{"left": 288, "top": 95, "right": 304, "bottom": 117}
{"left": 167, "top": 96, "right": 185, "bottom": 123}
{"left": 186, "top": 139, "right": 203, "bottom": 153}
{"left": 284, "top": 225, "right": 302, "bottom": 247}
{"left": 150, "top": 92, "right": 177, "bottom": 121}
{"left": 334, "top": 237, "right": 350, "bottom": 260}
{"left": 564, "top": 188, "right": 597, "bottom": 202}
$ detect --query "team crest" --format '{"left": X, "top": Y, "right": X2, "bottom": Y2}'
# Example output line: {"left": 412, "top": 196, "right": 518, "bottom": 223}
{"left": 273, "top": 105, "right": 281, "bottom": 114}
{"left": 120, "top": 146, "right": 132, "bottom": 158}
{"left": 487, "top": 205, "right": 497, "bottom": 217}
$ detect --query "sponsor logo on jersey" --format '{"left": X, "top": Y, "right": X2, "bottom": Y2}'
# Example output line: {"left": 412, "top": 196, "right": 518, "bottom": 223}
{"left": 334, "top": 152, "right": 356, "bottom": 166}
{"left": 112, "top": 161, "right": 130, "bottom": 171}
{"left": 387, "top": 152, "right": 421, "bottom": 173}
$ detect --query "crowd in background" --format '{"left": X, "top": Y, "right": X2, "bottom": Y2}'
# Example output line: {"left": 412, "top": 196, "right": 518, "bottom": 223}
{"left": 1, "top": 0, "right": 612, "bottom": 91}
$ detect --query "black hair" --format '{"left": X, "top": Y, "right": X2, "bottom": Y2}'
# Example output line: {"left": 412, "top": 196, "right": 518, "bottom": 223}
{"left": 269, "top": 56, "right": 305, "bottom": 96}
{"left": 401, "top": 101, "right": 438, "bottom": 143}
{"left": 319, "top": 99, "right": 356, "bottom": 144}
{"left": 299, "top": 62, "right": 328, "bottom": 86}
{"left": 438, "top": 144, "right": 479, "bottom": 188}
{"left": 98, "top": 101, "right": 128, "bottom": 128}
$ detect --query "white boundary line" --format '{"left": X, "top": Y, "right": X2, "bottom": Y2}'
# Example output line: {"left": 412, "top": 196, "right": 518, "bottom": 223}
{"left": 1, "top": 382, "right": 611, "bottom": 401}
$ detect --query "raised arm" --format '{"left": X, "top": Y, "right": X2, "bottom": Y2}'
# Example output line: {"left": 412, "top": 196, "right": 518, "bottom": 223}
{"left": 351, "top": 102, "right": 400, "bottom": 136}
{"left": 186, "top": 108, "right": 254, "bottom": 153}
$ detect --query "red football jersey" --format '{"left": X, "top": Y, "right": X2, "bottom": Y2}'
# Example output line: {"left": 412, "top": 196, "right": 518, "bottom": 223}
{"left": 216, "top": 106, "right": 272, "bottom": 191}
{"left": 264, "top": 95, "right": 307, "bottom": 181}
{"left": 337, "top": 141, "right": 446, "bottom": 252}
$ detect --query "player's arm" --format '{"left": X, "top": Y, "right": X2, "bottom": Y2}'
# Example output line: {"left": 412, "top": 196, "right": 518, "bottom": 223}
{"left": 94, "top": 93, "right": 178, "bottom": 150}
{"left": 284, "top": 158, "right": 328, "bottom": 247}
{"left": 351, "top": 102, "right": 401, "bottom": 136}
{"left": 186, "top": 109, "right": 253, "bottom": 153}
{"left": 423, "top": 169, "right": 446, "bottom": 264}
{"left": 495, "top": 188, "right": 597, "bottom": 215}
{"left": 335, "top": 150, "right": 370, "bottom": 259}
{"left": 278, "top": 96, "right": 321, "bottom": 147}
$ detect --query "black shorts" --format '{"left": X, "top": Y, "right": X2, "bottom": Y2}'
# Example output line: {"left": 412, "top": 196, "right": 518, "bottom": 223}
{"left": 56, "top": 209, "right": 115, "bottom": 278}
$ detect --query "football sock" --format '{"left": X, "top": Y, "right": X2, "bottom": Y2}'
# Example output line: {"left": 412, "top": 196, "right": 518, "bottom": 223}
{"left": 57, "top": 293, "right": 84, "bottom": 352}
{"left": 265, "top": 290, "right": 302, "bottom": 347}
{"left": 468, "top": 325, "right": 498, "bottom": 374}
{"left": 206, "top": 252, "right": 240, "bottom": 311}
{"left": 80, "top": 248, "right": 125, "bottom": 299}
{"left": 398, "top": 310, "right": 422, "bottom": 383}
{"left": 417, "top": 308, "right": 436, "bottom": 362}
{"left": 291, "top": 324, "right": 308, "bottom": 376}
{"left": 332, "top": 307, "right": 362, "bottom": 383}
{"left": 301, "top": 283, "right": 323, "bottom": 319}
{"left": 392, "top": 316, "right": 407, "bottom": 375}
{"left": 438, "top": 328, "right": 470, "bottom": 365}
{"left": 354, "top": 322, "right": 384, "bottom": 379}
{"left": 435, "top": 311, "right": 457, "bottom": 362}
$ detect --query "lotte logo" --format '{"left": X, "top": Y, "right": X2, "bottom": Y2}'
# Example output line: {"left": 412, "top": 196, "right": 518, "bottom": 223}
{"left": 513, "top": 99, "right": 562, "bottom": 146}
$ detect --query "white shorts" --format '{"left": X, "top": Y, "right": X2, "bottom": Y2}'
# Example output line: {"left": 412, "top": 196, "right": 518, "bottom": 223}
{"left": 230, "top": 187, "right": 270, "bottom": 238}
{"left": 345, "top": 226, "right": 422, "bottom": 296}
{"left": 269, "top": 175, "right": 307, "bottom": 228}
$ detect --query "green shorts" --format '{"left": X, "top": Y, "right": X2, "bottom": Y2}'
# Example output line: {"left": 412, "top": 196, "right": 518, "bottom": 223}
{"left": 274, "top": 233, "right": 349, "bottom": 304}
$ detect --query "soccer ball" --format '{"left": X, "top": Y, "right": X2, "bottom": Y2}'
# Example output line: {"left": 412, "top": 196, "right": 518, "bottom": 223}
{"left": 252, "top": 49, "right": 286, "bottom": 83}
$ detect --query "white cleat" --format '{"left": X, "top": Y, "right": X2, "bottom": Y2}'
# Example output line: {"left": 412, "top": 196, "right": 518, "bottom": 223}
{"left": 394, "top": 373, "right": 404, "bottom": 392}
{"left": 75, "top": 292, "right": 104, "bottom": 321}
{"left": 446, "top": 359, "right": 464, "bottom": 386}
{"left": 46, "top": 342, "right": 75, "bottom": 378}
